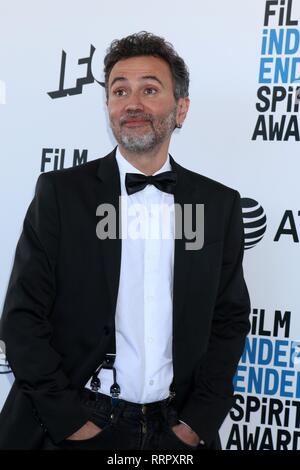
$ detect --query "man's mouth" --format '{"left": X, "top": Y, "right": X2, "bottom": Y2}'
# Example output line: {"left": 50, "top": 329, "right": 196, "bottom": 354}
{"left": 123, "top": 119, "right": 150, "bottom": 127}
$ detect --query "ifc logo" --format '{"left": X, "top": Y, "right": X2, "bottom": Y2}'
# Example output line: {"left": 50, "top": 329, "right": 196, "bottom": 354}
{"left": 241, "top": 198, "right": 267, "bottom": 250}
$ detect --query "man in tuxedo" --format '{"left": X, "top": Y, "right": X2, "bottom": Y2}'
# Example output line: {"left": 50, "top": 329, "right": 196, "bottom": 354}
{"left": 0, "top": 31, "right": 251, "bottom": 450}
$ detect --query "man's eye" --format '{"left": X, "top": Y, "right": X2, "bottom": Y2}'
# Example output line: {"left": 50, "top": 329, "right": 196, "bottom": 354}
{"left": 144, "top": 88, "right": 157, "bottom": 95}
{"left": 113, "top": 89, "right": 127, "bottom": 97}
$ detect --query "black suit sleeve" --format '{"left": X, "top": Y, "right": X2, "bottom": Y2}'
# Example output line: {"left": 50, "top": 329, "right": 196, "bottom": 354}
{"left": 0, "top": 173, "right": 91, "bottom": 444}
{"left": 178, "top": 190, "right": 251, "bottom": 445}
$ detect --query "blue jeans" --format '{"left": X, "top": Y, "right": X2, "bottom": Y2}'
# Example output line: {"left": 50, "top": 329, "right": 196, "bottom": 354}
{"left": 42, "top": 388, "right": 208, "bottom": 450}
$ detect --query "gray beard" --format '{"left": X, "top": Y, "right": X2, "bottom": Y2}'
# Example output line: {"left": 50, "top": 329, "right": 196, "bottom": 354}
{"left": 111, "top": 108, "right": 177, "bottom": 154}
{"left": 120, "top": 130, "right": 157, "bottom": 153}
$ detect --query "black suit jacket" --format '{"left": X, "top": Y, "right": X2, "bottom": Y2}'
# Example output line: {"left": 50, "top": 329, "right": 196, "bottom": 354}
{"left": 0, "top": 147, "right": 251, "bottom": 449}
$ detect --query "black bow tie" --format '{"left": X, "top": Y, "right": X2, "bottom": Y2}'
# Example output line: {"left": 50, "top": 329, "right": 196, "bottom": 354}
{"left": 125, "top": 171, "right": 177, "bottom": 195}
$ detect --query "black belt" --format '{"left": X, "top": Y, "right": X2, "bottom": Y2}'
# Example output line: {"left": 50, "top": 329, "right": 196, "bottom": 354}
{"left": 82, "top": 387, "right": 171, "bottom": 413}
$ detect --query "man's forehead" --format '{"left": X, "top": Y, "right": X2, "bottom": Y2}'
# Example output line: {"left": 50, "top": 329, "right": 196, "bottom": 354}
{"left": 109, "top": 56, "right": 172, "bottom": 82}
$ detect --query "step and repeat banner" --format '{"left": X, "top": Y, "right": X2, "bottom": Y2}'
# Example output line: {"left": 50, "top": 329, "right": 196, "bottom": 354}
{"left": 0, "top": 0, "right": 299, "bottom": 450}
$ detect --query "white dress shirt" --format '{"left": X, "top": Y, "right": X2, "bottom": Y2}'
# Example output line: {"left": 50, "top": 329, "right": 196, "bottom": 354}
{"left": 86, "top": 147, "right": 175, "bottom": 403}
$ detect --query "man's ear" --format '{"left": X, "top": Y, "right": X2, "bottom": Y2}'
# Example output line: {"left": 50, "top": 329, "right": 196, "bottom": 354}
{"left": 176, "top": 97, "right": 190, "bottom": 127}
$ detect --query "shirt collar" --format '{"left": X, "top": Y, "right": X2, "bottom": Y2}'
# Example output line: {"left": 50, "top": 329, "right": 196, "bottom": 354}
{"left": 116, "top": 146, "right": 172, "bottom": 178}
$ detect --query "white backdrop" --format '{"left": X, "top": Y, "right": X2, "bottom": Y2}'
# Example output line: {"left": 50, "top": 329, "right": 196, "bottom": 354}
{"left": 1, "top": 0, "right": 299, "bottom": 450}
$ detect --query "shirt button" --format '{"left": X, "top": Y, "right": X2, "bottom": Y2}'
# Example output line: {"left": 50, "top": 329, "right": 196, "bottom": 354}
{"left": 149, "top": 380, "right": 154, "bottom": 386}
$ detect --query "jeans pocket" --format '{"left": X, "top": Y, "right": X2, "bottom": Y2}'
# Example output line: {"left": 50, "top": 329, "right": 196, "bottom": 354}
{"left": 59, "top": 425, "right": 113, "bottom": 450}
{"left": 42, "top": 428, "right": 109, "bottom": 450}
{"left": 166, "top": 427, "right": 199, "bottom": 451}
{"left": 160, "top": 405, "right": 199, "bottom": 451}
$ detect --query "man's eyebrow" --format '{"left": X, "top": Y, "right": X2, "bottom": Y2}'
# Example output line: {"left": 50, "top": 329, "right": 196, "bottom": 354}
{"left": 110, "top": 75, "right": 164, "bottom": 88}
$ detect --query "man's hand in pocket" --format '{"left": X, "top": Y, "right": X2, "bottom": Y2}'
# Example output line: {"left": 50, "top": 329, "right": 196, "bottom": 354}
{"left": 171, "top": 423, "right": 200, "bottom": 447}
{"left": 66, "top": 421, "right": 102, "bottom": 441}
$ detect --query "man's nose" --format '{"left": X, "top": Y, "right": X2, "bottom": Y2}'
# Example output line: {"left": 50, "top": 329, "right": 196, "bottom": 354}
{"left": 124, "top": 92, "right": 144, "bottom": 113}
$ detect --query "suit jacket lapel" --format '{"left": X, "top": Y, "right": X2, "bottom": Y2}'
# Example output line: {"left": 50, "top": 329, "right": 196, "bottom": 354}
{"left": 169, "top": 156, "right": 198, "bottom": 350}
{"left": 95, "top": 147, "right": 122, "bottom": 319}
